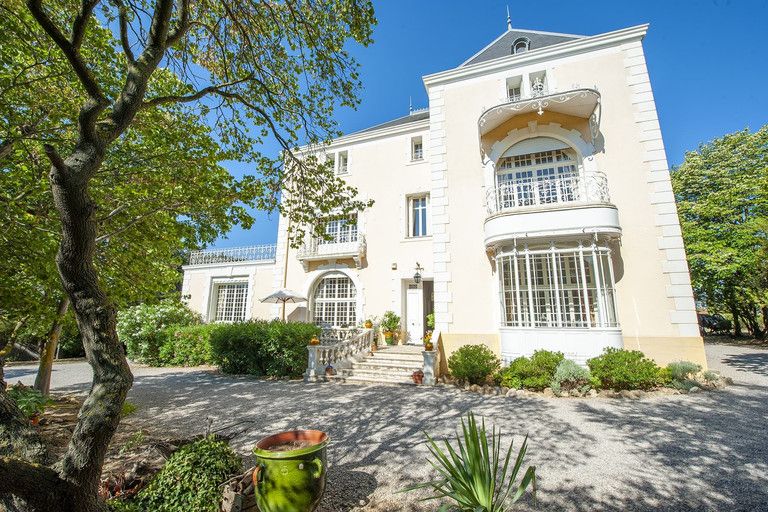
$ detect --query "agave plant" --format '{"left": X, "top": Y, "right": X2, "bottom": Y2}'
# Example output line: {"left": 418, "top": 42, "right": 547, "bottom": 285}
{"left": 406, "top": 412, "right": 536, "bottom": 511}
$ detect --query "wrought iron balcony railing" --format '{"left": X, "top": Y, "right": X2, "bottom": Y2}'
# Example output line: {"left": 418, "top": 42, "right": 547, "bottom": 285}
{"left": 187, "top": 244, "right": 277, "bottom": 265}
{"left": 486, "top": 172, "right": 611, "bottom": 215}
{"left": 297, "top": 233, "right": 366, "bottom": 269}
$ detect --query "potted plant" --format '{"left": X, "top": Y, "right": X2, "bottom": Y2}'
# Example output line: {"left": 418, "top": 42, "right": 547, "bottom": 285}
{"left": 423, "top": 330, "right": 434, "bottom": 352}
{"left": 364, "top": 319, "right": 373, "bottom": 329}
{"left": 309, "top": 335, "right": 320, "bottom": 346}
{"left": 412, "top": 369, "right": 424, "bottom": 384}
{"left": 380, "top": 311, "right": 400, "bottom": 346}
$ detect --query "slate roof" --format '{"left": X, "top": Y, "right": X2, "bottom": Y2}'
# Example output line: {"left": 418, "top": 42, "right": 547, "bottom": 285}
{"left": 350, "top": 109, "right": 430, "bottom": 135}
{"left": 461, "top": 29, "right": 584, "bottom": 67}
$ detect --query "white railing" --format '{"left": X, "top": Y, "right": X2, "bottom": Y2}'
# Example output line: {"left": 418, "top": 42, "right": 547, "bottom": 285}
{"left": 298, "top": 233, "right": 366, "bottom": 260}
{"left": 319, "top": 327, "right": 360, "bottom": 344}
{"left": 188, "top": 244, "right": 277, "bottom": 265}
{"left": 305, "top": 328, "right": 374, "bottom": 381}
{"left": 486, "top": 172, "right": 610, "bottom": 215}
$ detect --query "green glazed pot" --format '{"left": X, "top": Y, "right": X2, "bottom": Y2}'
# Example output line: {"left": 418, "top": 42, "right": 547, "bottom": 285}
{"left": 252, "top": 430, "right": 329, "bottom": 512}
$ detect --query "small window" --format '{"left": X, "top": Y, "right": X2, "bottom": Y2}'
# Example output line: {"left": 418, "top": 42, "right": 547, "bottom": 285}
{"left": 319, "top": 215, "right": 358, "bottom": 244}
{"left": 506, "top": 76, "right": 522, "bottom": 101}
{"left": 213, "top": 282, "right": 248, "bottom": 322}
{"left": 337, "top": 151, "right": 348, "bottom": 174}
{"left": 411, "top": 136, "right": 423, "bottom": 161}
{"left": 530, "top": 71, "right": 547, "bottom": 97}
{"left": 327, "top": 153, "right": 335, "bottom": 171}
{"left": 409, "top": 195, "right": 429, "bottom": 238}
{"left": 512, "top": 37, "right": 530, "bottom": 54}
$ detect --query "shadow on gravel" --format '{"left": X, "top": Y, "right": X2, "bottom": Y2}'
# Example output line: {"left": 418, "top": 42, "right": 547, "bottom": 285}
{"left": 721, "top": 352, "right": 768, "bottom": 377}
{"left": 4, "top": 366, "right": 40, "bottom": 381}
{"left": 560, "top": 383, "right": 768, "bottom": 512}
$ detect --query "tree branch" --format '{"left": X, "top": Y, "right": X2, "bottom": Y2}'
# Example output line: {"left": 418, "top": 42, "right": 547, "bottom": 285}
{"left": 95, "top": 202, "right": 182, "bottom": 242}
{"left": 114, "top": 0, "right": 136, "bottom": 63}
{"left": 26, "top": 0, "right": 106, "bottom": 105}
{"left": 140, "top": 75, "right": 252, "bottom": 109}
{"left": 71, "top": 0, "right": 99, "bottom": 49}
{"left": 166, "top": 0, "right": 190, "bottom": 46}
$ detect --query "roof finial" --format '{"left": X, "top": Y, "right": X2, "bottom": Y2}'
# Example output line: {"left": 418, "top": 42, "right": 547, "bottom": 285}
{"left": 506, "top": 5, "right": 512, "bottom": 31}
{"left": 409, "top": 96, "right": 413, "bottom": 114}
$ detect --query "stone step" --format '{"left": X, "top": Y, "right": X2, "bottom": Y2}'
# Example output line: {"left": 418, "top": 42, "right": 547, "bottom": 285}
{"left": 329, "top": 374, "right": 416, "bottom": 386}
{"left": 351, "top": 360, "right": 422, "bottom": 372}
{"left": 339, "top": 367, "right": 416, "bottom": 380}
{"left": 368, "top": 351, "right": 423, "bottom": 362}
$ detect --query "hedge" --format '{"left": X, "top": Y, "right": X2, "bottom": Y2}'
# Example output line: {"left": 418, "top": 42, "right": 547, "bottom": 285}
{"left": 210, "top": 320, "right": 320, "bottom": 378}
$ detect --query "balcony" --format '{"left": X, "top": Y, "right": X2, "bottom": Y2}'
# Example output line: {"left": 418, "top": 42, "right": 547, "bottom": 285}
{"left": 484, "top": 172, "right": 620, "bottom": 247}
{"left": 187, "top": 244, "right": 277, "bottom": 266}
{"left": 298, "top": 233, "right": 366, "bottom": 270}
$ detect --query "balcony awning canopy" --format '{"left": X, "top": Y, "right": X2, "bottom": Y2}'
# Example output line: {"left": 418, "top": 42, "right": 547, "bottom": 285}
{"left": 478, "top": 88, "right": 601, "bottom": 140}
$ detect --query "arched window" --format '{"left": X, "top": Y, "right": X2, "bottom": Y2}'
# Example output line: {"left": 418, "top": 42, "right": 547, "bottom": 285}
{"left": 512, "top": 37, "right": 530, "bottom": 54}
{"left": 312, "top": 273, "right": 357, "bottom": 328}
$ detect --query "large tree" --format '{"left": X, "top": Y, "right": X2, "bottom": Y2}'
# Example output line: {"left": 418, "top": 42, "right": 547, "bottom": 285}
{"left": 672, "top": 125, "right": 768, "bottom": 338}
{"left": 0, "top": 0, "right": 375, "bottom": 510}
{"left": 0, "top": 5, "right": 261, "bottom": 395}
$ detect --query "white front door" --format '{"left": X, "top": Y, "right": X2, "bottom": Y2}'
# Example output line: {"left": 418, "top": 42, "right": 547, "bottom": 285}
{"left": 406, "top": 283, "right": 424, "bottom": 344}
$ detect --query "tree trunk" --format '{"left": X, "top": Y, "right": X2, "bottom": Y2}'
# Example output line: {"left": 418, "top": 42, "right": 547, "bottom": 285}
{"left": 1, "top": 316, "right": 28, "bottom": 390}
{"left": 729, "top": 304, "right": 741, "bottom": 337}
{"left": 45, "top": 143, "right": 133, "bottom": 511}
{"left": 34, "top": 297, "right": 70, "bottom": 395}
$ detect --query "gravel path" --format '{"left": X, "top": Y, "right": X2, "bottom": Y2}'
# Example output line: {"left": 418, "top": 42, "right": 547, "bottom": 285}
{"left": 6, "top": 343, "right": 768, "bottom": 511}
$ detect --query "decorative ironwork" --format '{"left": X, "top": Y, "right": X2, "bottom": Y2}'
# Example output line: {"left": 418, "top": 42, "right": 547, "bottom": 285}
{"left": 188, "top": 244, "right": 277, "bottom": 265}
{"left": 298, "top": 233, "right": 366, "bottom": 270}
{"left": 486, "top": 172, "right": 611, "bottom": 215}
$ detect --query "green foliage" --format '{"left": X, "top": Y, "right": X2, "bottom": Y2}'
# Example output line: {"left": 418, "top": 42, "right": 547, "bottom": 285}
{"left": 128, "top": 436, "right": 242, "bottom": 512}
{"left": 157, "top": 324, "right": 218, "bottom": 367}
{"left": 550, "top": 359, "right": 592, "bottom": 395}
{"left": 380, "top": 311, "right": 401, "bottom": 332}
{"left": 405, "top": 412, "right": 536, "bottom": 511}
{"left": 7, "top": 385, "right": 52, "bottom": 418}
{"left": 120, "top": 401, "right": 137, "bottom": 418}
{"left": 703, "top": 370, "right": 719, "bottom": 383}
{"left": 426, "top": 313, "right": 435, "bottom": 330}
{"left": 448, "top": 345, "right": 500, "bottom": 385}
{"left": 496, "top": 350, "right": 564, "bottom": 391}
{"left": 117, "top": 299, "right": 200, "bottom": 364}
{"left": 667, "top": 361, "right": 702, "bottom": 382}
{"left": 672, "top": 126, "right": 768, "bottom": 337}
{"left": 210, "top": 320, "right": 320, "bottom": 377}
{"left": 587, "top": 348, "right": 663, "bottom": 390}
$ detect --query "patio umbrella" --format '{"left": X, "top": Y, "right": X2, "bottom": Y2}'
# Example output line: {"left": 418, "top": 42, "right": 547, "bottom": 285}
{"left": 261, "top": 288, "right": 308, "bottom": 321}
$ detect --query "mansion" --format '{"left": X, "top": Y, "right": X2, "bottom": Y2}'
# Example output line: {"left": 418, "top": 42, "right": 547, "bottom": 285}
{"left": 182, "top": 22, "right": 706, "bottom": 368}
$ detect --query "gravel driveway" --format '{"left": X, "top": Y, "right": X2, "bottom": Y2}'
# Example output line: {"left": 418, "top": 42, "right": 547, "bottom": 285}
{"left": 7, "top": 343, "right": 768, "bottom": 511}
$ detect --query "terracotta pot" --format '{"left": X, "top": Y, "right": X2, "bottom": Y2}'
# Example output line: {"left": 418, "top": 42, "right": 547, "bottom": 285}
{"left": 309, "top": 336, "right": 320, "bottom": 346}
{"left": 30, "top": 414, "right": 40, "bottom": 426}
{"left": 383, "top": 331, "right": 394, "bottom": 345}
{"left": 253, "top": 430, "right": 329, "bottom": 512}
{"left": 364, "top": 320, "right": 373, "bottom": 329}
{"left": 424, "top": 341, "right": 434, "bottom": 352}
{"left": 412, "top": 370, "right": 424, "bottom": 385}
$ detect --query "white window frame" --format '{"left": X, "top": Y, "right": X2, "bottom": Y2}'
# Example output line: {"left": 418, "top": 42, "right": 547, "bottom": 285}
{"left": 336, "top": 150, "right": 349, "bottom": 174}
{"left": 512, "top": 37, "right": 530, "bottom": 54}
{"left": 496, "top": 144, "right": 579, "bottom": 208}
{"left": 497, "top": 242, "right": 618, "bottom": 329}
{"left": 411, "top": 136, "right": 424, "bottom": 161}
{"left": 408, "top": 194, "right": 429, "bottom": 238}
{"left": 506, "top": 76, "right": 522, "bottom": 101}
{"left": 211, "top": 281, "right": 249, "bottom": 323}
{"left": 312, "top": 273, "right": 357, "bottom": 328}
{"left": 319, "top": 215, "right": 358, "bottom": 244}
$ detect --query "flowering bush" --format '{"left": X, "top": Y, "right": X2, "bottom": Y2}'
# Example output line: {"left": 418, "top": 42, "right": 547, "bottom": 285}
{"left": 117, "top": 298, "right": 200, "bottom": 364}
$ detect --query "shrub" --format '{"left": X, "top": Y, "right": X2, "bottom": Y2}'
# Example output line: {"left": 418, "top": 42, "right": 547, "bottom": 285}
{"left": 117, "top": 298, "right": 200, "bottom": 364}
{"left": 551, "top": 359, "right": 592, "bottom": 395}
{"left": 210, "top": 320, "right": 320, "bottom": 377}
{"left": 587, "top": 348, "right": 662, "bottom": 390}
{"left": 7, "top": 385, "right": 53, "bottom": 418}
{"left": 157, "top": 324, "right": 218, "bottom": 366}
{"left": 667, "top": 361, "right": 702, "bottom": 382}
{"left": 448, "top": 344, "right": 500, "bottom": 385}
{"left": 496, "top": 350, "right": 564, "bottom": 391}
{"left": 380, "top": 311, "right": 401, "bottom": 332}
{"left": 128, "top": 436, "right": 242, "bottom": 512}
{"left": 405, "top": 412, "right": 536, "bottom": 511}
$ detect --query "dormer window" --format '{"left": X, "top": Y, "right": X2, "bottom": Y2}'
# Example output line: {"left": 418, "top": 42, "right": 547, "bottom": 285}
{"left": 512, "top": 37, "right": 530, "bottom": 54}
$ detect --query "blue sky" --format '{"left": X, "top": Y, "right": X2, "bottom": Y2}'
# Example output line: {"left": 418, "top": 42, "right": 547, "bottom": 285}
{"left": 214, "top": 0, "right": 768, "bottom": 248}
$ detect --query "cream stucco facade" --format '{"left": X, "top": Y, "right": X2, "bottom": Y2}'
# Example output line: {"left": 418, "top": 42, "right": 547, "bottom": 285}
{"left": 182, "top": 23, "right": 706, "bottom": 368}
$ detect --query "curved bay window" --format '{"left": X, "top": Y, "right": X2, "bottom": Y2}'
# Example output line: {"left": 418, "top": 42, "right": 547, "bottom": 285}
{"left": 312, "top": 273, "right": 357, "bottom": 328}
{"left": 495, "top": 138, "right": 579, "bottom": 209}
{"left": 498, "top": 242, "right": 618, "bottom": 329}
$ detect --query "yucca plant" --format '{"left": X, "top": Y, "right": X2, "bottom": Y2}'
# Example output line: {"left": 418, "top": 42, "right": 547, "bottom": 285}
{"left": 405, "top": 412, "right": 536, "bottom": 511}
